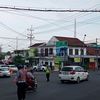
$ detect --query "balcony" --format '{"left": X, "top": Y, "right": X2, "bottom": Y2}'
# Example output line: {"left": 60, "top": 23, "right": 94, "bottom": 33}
{"left": 37, "top": 53, "right": 55, "bottom": 58}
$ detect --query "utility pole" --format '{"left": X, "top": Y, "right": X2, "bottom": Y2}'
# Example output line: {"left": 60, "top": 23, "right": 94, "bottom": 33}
{"left": 96, "top": 38, "right": 98, "bottom": 69}
{"left": 27, "top": 25, "right": 34, "bottom": 46}
{"left": 0, "top": 44, "right": 2, "bottom": 53}
{"left": 16, "top": 37, "right": 18, "bottom": 50}
{"left": 82, "top": 34, "right": 86, "bottom": 67}
{"left": 74, "top": 19, "right": 76, "bottom": 38}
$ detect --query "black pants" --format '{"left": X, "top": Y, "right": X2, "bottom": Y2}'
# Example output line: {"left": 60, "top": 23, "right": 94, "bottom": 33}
{"left": 46, "top": 73, "right": 50, "bottom": 82}
{"left": 17, "top": 82, "right": 26, "bottom": 100}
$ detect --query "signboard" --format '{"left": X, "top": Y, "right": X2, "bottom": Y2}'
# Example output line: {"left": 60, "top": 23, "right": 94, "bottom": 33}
{"left": 74, "top": 58, "right": 81, "bottom": 62}
{"left": 56, "top": 41, "right": 68, "bottom": 56}
{"left": 54, "top": 56, "right": 61, "bottom": 64}
{"left": 56, "top": 41, "right": 68, "bottom": 47}
{"left": 90, "top": 58, "right": 95, "bottom": 62}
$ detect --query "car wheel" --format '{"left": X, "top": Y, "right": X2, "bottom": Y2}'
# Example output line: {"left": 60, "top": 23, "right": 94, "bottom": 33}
{"left": 77, "top": 77, "right": 80, "bottom": 84}
{"left": 34, "top": 68, "right": 37, "bottom": 71}
{"left": 86, "top": 75, "right": 89, "bottom": 81}
{"left": 42, "top": 68, "right": 45, "bottom": 71}
{"left": 60, "top": 80, "right": 64, "bottom": 83}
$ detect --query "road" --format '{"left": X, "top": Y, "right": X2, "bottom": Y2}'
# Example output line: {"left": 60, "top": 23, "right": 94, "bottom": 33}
{"left": 0, "top": 70, "right": 100, "bottom": 100}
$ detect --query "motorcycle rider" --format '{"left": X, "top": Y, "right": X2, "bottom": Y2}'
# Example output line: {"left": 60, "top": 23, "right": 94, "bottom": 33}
{"left": 26, "top": 68, "right": 37, "bottom": 90}
{"left": 14, "top": 65, "right": 27, "bottom": 100}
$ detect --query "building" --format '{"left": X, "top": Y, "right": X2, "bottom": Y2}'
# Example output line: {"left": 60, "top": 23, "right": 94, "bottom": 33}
{"left": 29, "top": 36, "right": 100, "bottom": 70}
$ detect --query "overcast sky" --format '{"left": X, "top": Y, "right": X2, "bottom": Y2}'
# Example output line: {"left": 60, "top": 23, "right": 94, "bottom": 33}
{"left": 0, "top": 0, "right": 100, "bottom": 52}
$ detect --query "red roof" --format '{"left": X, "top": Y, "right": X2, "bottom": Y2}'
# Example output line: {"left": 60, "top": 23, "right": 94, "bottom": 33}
{"left": 30, "top": 43, "right": 45, "bottom": 47}
{"left": 55, "top": 36, "right": 86, "bottom": 47}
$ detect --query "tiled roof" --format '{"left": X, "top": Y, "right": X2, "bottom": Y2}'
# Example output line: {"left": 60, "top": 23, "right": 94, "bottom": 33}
{"left": 30, "top": 43, "right": 45, "bottom": 47}
{"left": 55, "top": 36, "right": 86, "bottom": 47}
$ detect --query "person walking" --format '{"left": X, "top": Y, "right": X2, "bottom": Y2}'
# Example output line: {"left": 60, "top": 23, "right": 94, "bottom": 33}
{"left": 45, "top": 65, "right": 51, "bottom": 82}
{"left": 14, "top": 65, "right": 27, "bottom": 100}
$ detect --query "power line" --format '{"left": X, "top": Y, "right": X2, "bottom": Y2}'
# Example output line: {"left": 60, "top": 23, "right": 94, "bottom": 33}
{"left": 0, "top": 6, "right": 100, "bottom": 12}
{"left": 0, "top": 21, "right": 27, "bottom": 37}
{"left": 0, "top": 36, "right": 27, "bottom": 40}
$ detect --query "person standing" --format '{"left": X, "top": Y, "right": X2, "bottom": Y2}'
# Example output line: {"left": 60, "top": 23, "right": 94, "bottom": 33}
{"left": 45, "top": 66, "right": 51, "bottom": 82}
{"left": 14, "top": 65, "right": 27, "bottom": 100}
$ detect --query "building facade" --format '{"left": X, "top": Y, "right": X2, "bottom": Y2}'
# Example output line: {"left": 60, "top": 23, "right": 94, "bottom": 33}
{"left": 29, "top": 36, "right": 100, "bottom": 70}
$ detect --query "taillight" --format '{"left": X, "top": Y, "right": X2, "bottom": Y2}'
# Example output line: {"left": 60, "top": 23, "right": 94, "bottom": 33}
{"left": 70, "top": 70, "right": 76, "bottom": 74}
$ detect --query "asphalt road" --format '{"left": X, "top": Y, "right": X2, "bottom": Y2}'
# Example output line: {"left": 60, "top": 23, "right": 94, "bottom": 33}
{"left": 0, "top": 70, "right": 100, "bottom": 100}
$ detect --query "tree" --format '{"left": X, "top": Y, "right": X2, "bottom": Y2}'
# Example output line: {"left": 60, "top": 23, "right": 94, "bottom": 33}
{"left": 0, "top": 53, "right": 5, "bottom": 60}
{"left": 13, "top": 55, "right": 25, "bottom": 65}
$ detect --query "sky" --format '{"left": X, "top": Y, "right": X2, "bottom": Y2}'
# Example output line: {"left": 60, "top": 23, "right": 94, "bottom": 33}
{"left": 0, "top": 0, "right": 100, "bottom": 52}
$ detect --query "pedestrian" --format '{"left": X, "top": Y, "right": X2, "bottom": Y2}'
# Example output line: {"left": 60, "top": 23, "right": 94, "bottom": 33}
{"left": 45, "top": 65, "right": 51, "bottom": 82}
{"left": 14, "top": 65, "right": 27, "bottom": 100}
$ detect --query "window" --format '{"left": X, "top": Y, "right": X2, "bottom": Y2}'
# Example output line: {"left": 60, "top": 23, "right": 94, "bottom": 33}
{"left": 40, "top": 49, "right": 44, "bottom": 56}
{"left": 75, "top": 49, "right": 79, "bottom": 55}
{"left": 75, "top": 67, "right": 84, "bottom": 72}
{"left": 45, "top": 48, "right": 48, "bottom": 56}
{"left": 69, "top": 49, "right": 73, "bottom": 55}
{"left": 49, "top": 48, "right": 53, "bottom": 55}
{"left": 81, "top": 49, "right": 84, "bottom": 55}
{"left": 61, "top": 67, "right": 73, "bottom": 71}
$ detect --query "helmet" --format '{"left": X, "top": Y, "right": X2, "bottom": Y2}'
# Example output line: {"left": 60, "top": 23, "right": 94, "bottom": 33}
{"left": 17, "top": 65, "right": 24, "bottom": 70}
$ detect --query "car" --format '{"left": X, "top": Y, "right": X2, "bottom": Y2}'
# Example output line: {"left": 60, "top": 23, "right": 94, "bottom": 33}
{"left": 59, "top": 65, "right": 89, "bottom": 83}
{"left": 8, "top": 65, "right": 18, "bottom": 74}
{"left": 40, "top": 65, "right": 46, "bottom": 71}
{"left": 0, "top": 67, "right": 11, "bottom": 77}
{"left": 33, "top": 65, "right": 46, "bottom": 71}
{"left": 33, "top": 65, "right": 38, "bottom": 71}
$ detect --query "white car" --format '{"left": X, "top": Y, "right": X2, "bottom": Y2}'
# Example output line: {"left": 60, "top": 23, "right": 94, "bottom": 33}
{"left": 8, "top": 65, "right": 18, "bottom": 74}
{"left": 33, "top": 65, "right": 38, "bottom": 71}
{"left": 33, "top": 65, "right": 46, "bottom": 71}
{"left": 59, "top": 65, "right": 89, "bottom": 83}
{"left": 0, "top": 67, "right": 11, "bottom": 77}
{"left": 41, "top": 65, "right": 46, "bottom": 71}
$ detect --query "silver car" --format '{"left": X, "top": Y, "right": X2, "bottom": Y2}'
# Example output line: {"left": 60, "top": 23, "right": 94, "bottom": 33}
{"left": 59, "top": 65, "right": 89, "bottom": 83}
{"left": 0, "top": 67, "right": 11, "bottom": 77}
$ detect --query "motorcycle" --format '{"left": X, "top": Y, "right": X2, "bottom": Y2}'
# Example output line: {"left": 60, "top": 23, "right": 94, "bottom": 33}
{"left": 26, "top": 76, "right": 37, "bottom": 91}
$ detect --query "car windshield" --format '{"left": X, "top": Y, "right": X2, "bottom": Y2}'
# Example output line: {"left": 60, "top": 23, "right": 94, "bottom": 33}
{"left": 61, "top": 67, "right": 73, "bottom": 71}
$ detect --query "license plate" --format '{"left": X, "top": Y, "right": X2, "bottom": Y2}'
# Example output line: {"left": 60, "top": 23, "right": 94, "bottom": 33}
{"left": 63, "top": 72, "right": 68, "bottom": 75}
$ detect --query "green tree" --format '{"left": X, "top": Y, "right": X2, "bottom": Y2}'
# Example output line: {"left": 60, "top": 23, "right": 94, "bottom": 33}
{"left": 33, "top": 48, "right": 38, "bottom": 56}
{"left": 0, "top": 53, "right": 5, "bottom": 60}
{"left": 13, "top": 55, "right": 25, "bottom": 65}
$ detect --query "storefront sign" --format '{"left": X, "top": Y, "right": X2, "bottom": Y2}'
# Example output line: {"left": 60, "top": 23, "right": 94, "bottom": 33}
{"left": 74, "top": 57, "right": 81, "bottom": 62}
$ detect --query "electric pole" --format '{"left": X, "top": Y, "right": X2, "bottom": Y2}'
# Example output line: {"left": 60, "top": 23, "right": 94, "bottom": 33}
{"left": 74, "top": 19, "right": 76, "bottom": 38}
{"left": 27, "top": 25, "right": 34, "bottom": 46}
{"left": 96, "top": 38, "right": 98, "bottom": 69}
{"left": 16, "top": 37, "right": 18, "bottom": 50}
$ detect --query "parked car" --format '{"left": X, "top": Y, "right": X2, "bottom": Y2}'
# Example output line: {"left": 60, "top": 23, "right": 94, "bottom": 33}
{"left": 33, "top": 65, "right": 46, "bottom": 71}
{"left": 8, "top": 65, "right": 18, "bottom": 74}
{"left": 59, "top": 65, "right": 89, "bottom": 83}
{"left": 41, "top": 65, "right": 46, "bottom": 71}
{"left": 33, "top": 65, "right": 38, "bottom": 71}
{"left": 0, "top": 67, "right": 11, "bottom": 77}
